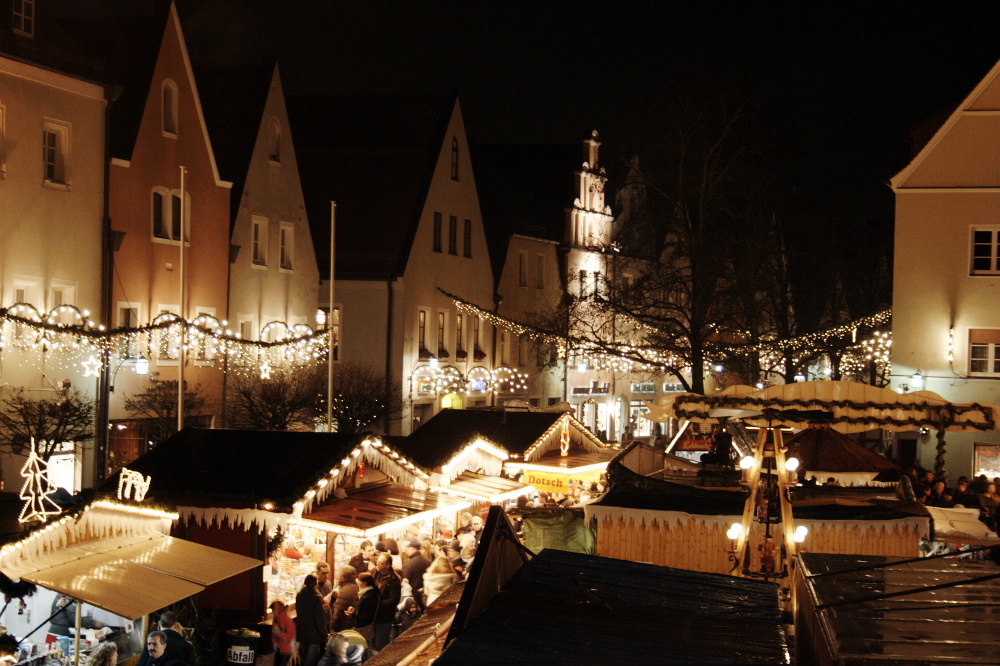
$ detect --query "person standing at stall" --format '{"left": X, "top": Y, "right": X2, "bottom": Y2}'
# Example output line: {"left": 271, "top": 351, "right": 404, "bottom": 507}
{"left": 137, "top": 632, "right": 169, "bottom": 666}
{"left": 349, "top": 541, "right": 376, "bottom": 574}
{"left": 401, "top": 541, "right": 430, "bottom": 610}
{"left": 296, "top": 574, "right": 328, "bottom": 666}
{"left": 372, "top": 553, "right": 401, "bottom": 649}
{"left": 351, "top": 572, "right": 380, "bottom": 646}
{"left": 270, "top": 600, "right": 296, "bottom": 666}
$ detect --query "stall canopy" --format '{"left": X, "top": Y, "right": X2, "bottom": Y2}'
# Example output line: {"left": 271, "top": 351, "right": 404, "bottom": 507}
{"left": 785, "top": 425, "right": 900, "bottom": 486}
{"left": 644, "top": 381, "right": 1000, "bottom": 434}
{"left": 0, "top": 501, "right": 260, "bottom": 621}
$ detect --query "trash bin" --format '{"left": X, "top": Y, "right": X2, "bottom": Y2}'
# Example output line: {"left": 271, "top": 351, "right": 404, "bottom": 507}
{"left": 224, "top": 628, "right": 260, "bottom": 665}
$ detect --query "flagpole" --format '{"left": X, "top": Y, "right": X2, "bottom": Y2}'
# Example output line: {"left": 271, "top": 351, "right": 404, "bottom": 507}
{"left": 327, "top": 201, "right": 336, "bottom": 431}
{"left": 178, "top": 165, "right": 186, "bottom": 433}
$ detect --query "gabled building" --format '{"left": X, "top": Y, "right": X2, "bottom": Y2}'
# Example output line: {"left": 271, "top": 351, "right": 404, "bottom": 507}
{"left": 890, "top": 57, "right": 1000, "bottom": 477}
{"left": 0, "top": 0, "right": 111, "bottom": 490}
{"left": 194, "top": 60, "right": 319, "bottom": 406}
{"left": 292, "top": 93, "right": 495, "bottom": 434}
{"left": 100, "top": 1, "right": 232, "bottom": 477}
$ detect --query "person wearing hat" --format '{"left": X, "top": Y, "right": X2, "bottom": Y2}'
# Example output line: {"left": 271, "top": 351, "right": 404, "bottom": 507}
{"left": 401, "top": 540, "right": 430, "bottom": 610}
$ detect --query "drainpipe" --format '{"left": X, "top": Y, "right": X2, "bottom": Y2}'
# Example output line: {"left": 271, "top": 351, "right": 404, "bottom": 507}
{"left": 385, "top": 275, "right": 394, "bottom": 432}
{"left": 95, "top": 84, "right": 122, "bottom": 486}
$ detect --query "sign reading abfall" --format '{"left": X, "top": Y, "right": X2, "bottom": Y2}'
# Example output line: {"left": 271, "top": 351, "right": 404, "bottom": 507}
{"left": 227, "top": 647, "right": 255, "bottom": 664}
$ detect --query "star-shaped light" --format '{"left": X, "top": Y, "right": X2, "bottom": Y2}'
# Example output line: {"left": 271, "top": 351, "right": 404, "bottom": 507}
{"left": 82, "top": 355, "right": 103, "bottom": 377}
{"left": 260, "top": 360, "right": 272, "bottom": 379}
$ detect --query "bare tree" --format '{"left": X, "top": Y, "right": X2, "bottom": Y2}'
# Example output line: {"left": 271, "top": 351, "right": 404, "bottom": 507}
{"left": 123, "top": 375, "right": 213, "bottom": 445}
{"left": 0, "top": 387, "right": 95, "bottom": 461}
{"left": 329, "top": 361, "right": 403, "bottom": 434}
{"left": 226, "top": 364, "right": 325, "bottom": 431}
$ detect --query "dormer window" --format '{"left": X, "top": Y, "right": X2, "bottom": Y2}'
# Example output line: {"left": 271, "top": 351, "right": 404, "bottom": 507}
{"left": 451, "top": 137, "right": 459, "bottom": 181}
{"left": 162, "top": 79, "right": 178, "bottom": 136}
{"left": 268, "top": 118, "right": 281, "bottom": 162}
{"left": 13, "top": 0, "right": 35, "bottom": 38}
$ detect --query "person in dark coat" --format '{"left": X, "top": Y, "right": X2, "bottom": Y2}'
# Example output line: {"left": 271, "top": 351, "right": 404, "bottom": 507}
{"left": 296, "top": 574, "right": 328, "bottom": 666}
{"left": 372, "top": 553, "right": 401, "bottom": 650}
{"left": 352, "top": 572, "right": 380, "bottom": 646}
{"left": 136, "top": 632, "right": 169, "bottom": 666}
{"left": 400, "top": 541, "right": 430, "bottom": 609}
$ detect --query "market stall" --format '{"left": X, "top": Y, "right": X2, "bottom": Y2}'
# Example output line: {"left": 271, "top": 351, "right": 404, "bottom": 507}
{"left": 112, "top": 429, "right": 470, "bottom": 616}
{"left": 784, "top": 425, "right": 900, "bottom": 487}
{"left": 0, "top": 499, "right": 258, "bottom": 664}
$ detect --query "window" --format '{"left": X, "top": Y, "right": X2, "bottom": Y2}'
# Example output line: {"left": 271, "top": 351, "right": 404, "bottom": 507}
{"left": 49, "top": 284, "right": 77, "bottom": 324}
{"left": 969, "top": 329, "right": 1000, "bottom": 375}
{"left": 239, "top": 319, "right": 255, "bottom": 340}
{"left": 437, "top": 312, "right": 448, "bottom": 358}
{"left": 448, "top": 216, "right": 458, "bottom": 255}
{"left": 518, "top": 252, "right": 527, "bottom": 287}
{"left": 155, "top": 307, "right": 180, "bottom": 361}
{"left": 536, "top": 255, "right": 545, "bottom": 289}
{"left": 279, "top": 223, "right": 294, "bottom": 270}
{"left": 971, "top": 227, "right": 1000, "bottom": 275}
{"left": 152, "top": 188, "right": 189, "bottom": 242}
{"left": 13, "top": 0, "right": 34, "bottom": 37}
{"left": 331, "top": 307, "right": 340, "bottom": 361}
{"left": 162, "top": 80, "right": 178, "bottom": 136}
{"left": 518, "top": 335, "right": 529, "bottom": 367}
{"left": 12, "top": 276, "right": 41, "bottom": 307}
{"left": 433, "top": 212, "right": 442, "bottom": 252}
{"left": 473, "top": 316, "right": 485, "bottom": 360}
{"left": 451, "top": 137, "right": 459, "bottom": 181}
{"left": 500, "top": 330, "right": 508, "bottom": 365}
{"left": 118, "top": 302, "right": 142, "bottom": 357}
{"left": 252, "top": 216, "right": 267, "bottom": 266}
{"left": 418, "top": 310, "right": 429, "bottom": 357}
{"left": 268, "top": 118, "right": 281, "bottom": 162}
{"left": 456, "top": 314, "right": 465, "bottom": 358}
{"left": 42, "top": 122, "right": 69, "bottom": 186}
{"left": 579, "top": 270, "right": 588, "bottom": 298}
{"left": 193, "top": 308, "right": 217, "bottom": 364}
{"left": 463, "top": 219, "right": 472, "bottom": 258}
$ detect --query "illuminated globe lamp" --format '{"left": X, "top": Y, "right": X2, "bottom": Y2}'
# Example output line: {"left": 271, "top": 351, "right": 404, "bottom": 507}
{"left": 739, "top": 455, "right": 755, "bottom": 485}
{"left": 911, "top": 370, "right": 924, "bottom": 391}
{"left": 793, "top": 525, "right": 808, "bottom": 544}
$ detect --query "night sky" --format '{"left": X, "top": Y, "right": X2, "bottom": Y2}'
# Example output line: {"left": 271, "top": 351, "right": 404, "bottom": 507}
{"left": 179, "top": 1, "right": 1000, "bottom": 227}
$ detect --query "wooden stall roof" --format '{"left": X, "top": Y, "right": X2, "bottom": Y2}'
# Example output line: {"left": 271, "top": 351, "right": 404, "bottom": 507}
{"left": 522, "top": 449, "right": 616, "bottom": 471}
{"left": 446, "top": 471, "right": 531, "bottom": 500}
{"left": 3, "top": 533, "right": 259, "bottom": 620}
{"left": 303, "top": 482, "right": 468, "bottom": 533}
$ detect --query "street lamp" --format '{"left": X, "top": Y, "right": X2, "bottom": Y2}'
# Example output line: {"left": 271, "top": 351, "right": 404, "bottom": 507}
{"left": 109, "top": 355, "right": 149, "bottom": 393}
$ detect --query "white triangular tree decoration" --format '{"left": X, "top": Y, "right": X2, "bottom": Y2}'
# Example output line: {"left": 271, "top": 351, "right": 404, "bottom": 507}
{"left": 18, "top": 439, "right": 62, "bottom": 524}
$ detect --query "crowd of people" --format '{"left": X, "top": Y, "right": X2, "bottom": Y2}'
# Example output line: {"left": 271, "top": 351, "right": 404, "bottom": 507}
{"left": 278, "top": 517, "right": 486, "bottom": 665}
{"left": 901, "top": 466, "right": 1000, "bottom": 530}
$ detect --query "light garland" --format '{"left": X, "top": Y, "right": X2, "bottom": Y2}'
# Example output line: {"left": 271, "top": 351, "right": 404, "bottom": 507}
{"left": 0, "top": 304, "right": 330, "bottom": 377}
{"left": 440, "top": 438, "right": 509, "bottom": 475}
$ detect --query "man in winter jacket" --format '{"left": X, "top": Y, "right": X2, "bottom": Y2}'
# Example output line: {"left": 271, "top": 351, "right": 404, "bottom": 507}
{"left": 372, "top": 553, "right": 401, "bottom": 649}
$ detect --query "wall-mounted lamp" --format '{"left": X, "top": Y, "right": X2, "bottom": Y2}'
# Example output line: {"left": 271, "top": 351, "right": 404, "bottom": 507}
{"left": 794, "top": 373, "right": 806, "bottom": 383}
{"left": 911, "top": 370, "right": 924, "bottom": 390}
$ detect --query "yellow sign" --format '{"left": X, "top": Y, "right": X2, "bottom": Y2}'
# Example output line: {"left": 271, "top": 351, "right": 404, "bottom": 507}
{"left": 524, "top": 468, "right": 603, "bottom": 495}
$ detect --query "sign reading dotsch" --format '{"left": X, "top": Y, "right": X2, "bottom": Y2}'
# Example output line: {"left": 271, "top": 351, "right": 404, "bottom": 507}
{"left": 524, "top": 468, "right": 603, "bottom": 494}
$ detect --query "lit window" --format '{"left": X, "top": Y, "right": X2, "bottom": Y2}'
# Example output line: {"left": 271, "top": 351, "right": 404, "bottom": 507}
{"left": 433, "top": 212, "right": 442, "bottom": 252}
{"left": 13, "top": 0, "right": 34, "bottom": 37}
{"left": 969, "top": 329, "right": 1000, "bottom": 375}
{"left": 448, "top": 216, "right": 458, "bottom": 255}
{"left": 279, "top": 223, "right": 294, "bottom": 270}
{"left": 42, "top": 123, "right": 69, "bottom": 185}
{"left": 451, "top": 137, "right": 459, "bottom": 181}
{"left": 252, "top": 217, "right": 267, "bottom": 265}
{"left": 971, "top": 227, "right": 1000, "bottom": 275}
{"left": 162, "top": 80, "right": 178, "bottom": 135}
{"left": 437, "top": 311, "right": 449, "bottom": 358}
{"left": 331, "top": 307, "right": 340, "bottom": 361}
{"left": 418, "top": 310, "right": 429, "bottom": 357}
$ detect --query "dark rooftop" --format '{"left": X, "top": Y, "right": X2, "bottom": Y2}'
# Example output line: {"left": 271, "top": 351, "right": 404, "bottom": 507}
{"left": 101, "top": 428, "right": 365, "bottom": 508}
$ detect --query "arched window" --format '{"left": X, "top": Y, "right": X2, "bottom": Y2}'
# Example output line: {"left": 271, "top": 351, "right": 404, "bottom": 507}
{"left": 162, "top": 79, "right": 178, "bottom": 135}
{"left": 451, "top": 136, "right": 459, "bottom": 180}
{"left": 268, "top": 118, "right": 281, "bottom": 162}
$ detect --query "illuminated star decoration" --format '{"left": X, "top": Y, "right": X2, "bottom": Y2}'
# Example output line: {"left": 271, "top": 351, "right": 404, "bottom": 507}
{"left": 260, "top": 360, "right": 272, "bottom": 379}
{"left": 18, "top": 440, "right": 62, "bottom": 524}
{"left": 82, "top": 354, "right": 103, "bottom": 377}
